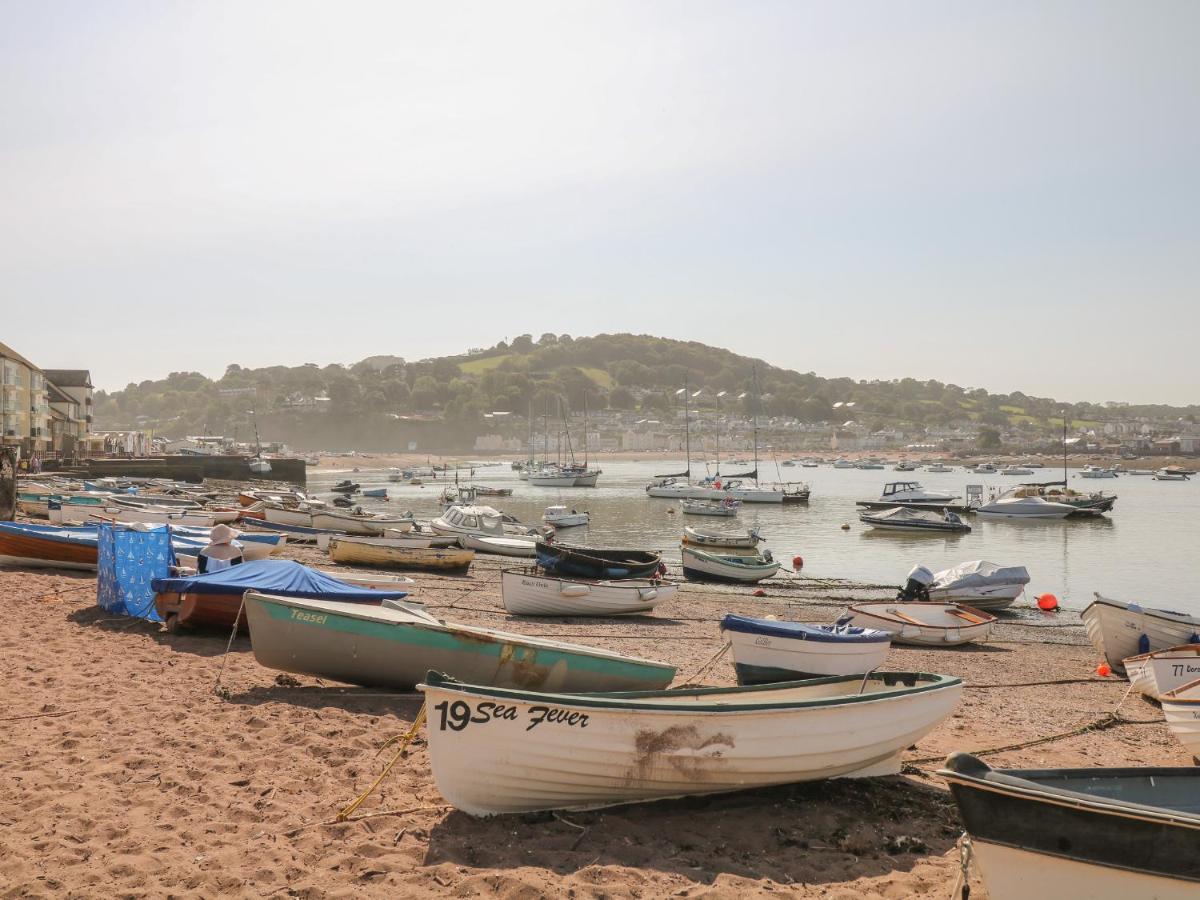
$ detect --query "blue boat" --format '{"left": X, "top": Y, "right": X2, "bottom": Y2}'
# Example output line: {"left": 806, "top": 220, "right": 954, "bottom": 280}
{"left": 535, "top": 540, "right": 662, "bottom": 580}
{"left": 362, "top": 488, "right": 388, "bottom": 499}
{"left": 720, "top": 614, "right": 893, "bottom": 684}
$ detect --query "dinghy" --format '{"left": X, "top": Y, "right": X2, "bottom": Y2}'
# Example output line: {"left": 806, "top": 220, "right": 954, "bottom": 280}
{"left": 243, "top": 592, "right": 675, "bottom": 692}
{"left": 458, "top": 533, "right": 537, "bottom": 557}
{"left": 535, "top": 542, "right": 662, "bottom": 580}
{"left": 720, "top": 614, "right": 891, "bottom": 683}
{"left": 1159, "top": 679, "right": 1200, "bottom": 759}
{"left": 417, "top": 669, "right": 961, "bottom": 816}
{"left": 310, "top": 510, "right": 414, "bottom": 535}
{"left": 0, "top": 521, "right": 101, "bottom": 570}
{"left": 680, "top": 526, "right": 762, "bottom": 550}
{"left": 314, "top": 569, "right": 414, "bottom": 591}
{"left": 327, "top": 536, "right": 475, "bottom": 572}
{"left": 859, "top": 506, "right": 971, "bottom": 533}
{"left": 925, "top": 560, "right": 1030, "bottom": 611}
{"left": 940, "top": 752, "right": 1200, "bottom": 900}
{"left": 152, "top": 560, "right": 410, "bottom": 633}
{"left": 680, "top": 545, "right": 780, "bottom": 583}
{"left": 679, "top": 498, "right": 740, "bottom": 517}
{"left": 1081, "top": 594, "right": 1200, "bottom": 673}
{"left": 500, "top": 567, "right": 676, "bottom": 616}
{"left": 1121, "top": 644, "right": 1200, "bottom": 699}
{"left": 840, "top": 602, "right": 995, "bottom": 646}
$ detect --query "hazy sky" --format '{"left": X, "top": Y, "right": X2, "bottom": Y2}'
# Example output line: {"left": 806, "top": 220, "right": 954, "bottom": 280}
{"left": 2, "top": 1, "right": 1197, "bottom": 402}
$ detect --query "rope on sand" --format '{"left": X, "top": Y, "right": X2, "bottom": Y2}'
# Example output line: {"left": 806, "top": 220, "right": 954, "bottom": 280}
{"left": 336, "top": 701, "right": 428, "bottom": 822}
{"left": 212, "top": 592, "right": 249, "bottom": 697}
{"left": 671, "top": 641, "right": 731, "bottom": 688}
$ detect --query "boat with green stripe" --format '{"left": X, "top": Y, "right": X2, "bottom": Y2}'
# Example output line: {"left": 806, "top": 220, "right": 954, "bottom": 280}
{"left": 242, "top": 591, "right": 676, "bottom": 692}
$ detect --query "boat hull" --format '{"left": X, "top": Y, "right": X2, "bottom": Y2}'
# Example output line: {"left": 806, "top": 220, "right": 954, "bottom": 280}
{"left": 842, "top": 603, "right": 995, "bottom": 646}
{"left": 417, "top": 672, "right": 961, "bottom": 815}
{"left": 458, "top": 534, "right": 536, "bottom": 557}
{"left": 328, "top": 537, "right": 474, "bottom": 572}
{"left": 680, "top": 546, "right": 780, "bottom": 583}
{"left": 0, "top": 527, "right": 98, "bottom": 570}
{"left": 1082, "top": 596, "right": 1200, "bottom": 673}
{"left": 1161, "top": 688, "right": 1200, "bottom": 758}
{"left": 926, "top": 583, "right": 1023, "bottom": 611}
{"left": 243, "top": 593, "right": 676, "bottom": 692}
{"left": 723, "top": 628, "right": 891, "bottom": 684}
{"left": 501, "top": 568, "right": 675, "bottom": 616}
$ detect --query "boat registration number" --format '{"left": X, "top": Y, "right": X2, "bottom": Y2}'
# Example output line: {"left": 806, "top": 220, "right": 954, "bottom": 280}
{"left": 433, "top": 700, "right": 590, "bottom": 733}
{"left": 1171, "top": 663, "right": 1200, "bottom": 678}
{"left": 290, "top": 609, "right": 328, "bottom": 625}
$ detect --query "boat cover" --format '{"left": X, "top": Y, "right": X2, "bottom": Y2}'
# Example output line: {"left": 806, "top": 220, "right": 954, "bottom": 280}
{"left": 721, "top": 614, "right": 890, "bottom": 643}
{"left": 868, "top": 507, "right": 949, "bottom": 523}
{"left": 151, "top": 559, "right": 408, "bottom": 600}
{"left": 932, "top": 560, "right": 1030, "bottom": 590}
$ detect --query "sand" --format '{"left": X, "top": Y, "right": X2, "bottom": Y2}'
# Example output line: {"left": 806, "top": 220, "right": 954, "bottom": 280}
{"left": 1, "top": 549, "right": 1190, "bottom": 899}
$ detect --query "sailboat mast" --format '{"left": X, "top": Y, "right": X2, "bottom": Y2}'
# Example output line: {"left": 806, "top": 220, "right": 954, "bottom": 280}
{"left": 1062, "top": 409, "right": 1067, "bottom": 484}
{"left": 582, "top": 394, "right": 589, "bottom": 469}
{"left": 752, "top": 366, "right": 761, "bottom": 486}
{"left": 683, "top": 377, "right": 692, "bottom": 481}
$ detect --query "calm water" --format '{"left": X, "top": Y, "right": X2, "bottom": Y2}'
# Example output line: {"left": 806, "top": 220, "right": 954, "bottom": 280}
{"left": 309, "top": 461, "right": 1198, "bottom": 613}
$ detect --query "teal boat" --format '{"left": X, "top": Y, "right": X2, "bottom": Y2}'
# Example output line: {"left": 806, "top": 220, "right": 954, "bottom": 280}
{"left": 242, "top": 591, "right": 677, "bottom": 692}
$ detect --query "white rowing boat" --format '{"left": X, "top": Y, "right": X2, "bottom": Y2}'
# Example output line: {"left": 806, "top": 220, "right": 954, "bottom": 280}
{"left": 720, "top": 614, "right": 892, "bottom": 683}
{"left": 1082, "top": 594, "right": 1200, "bottom": 674}
{"left": 840, "top": 602, "right": 995, "bottom": 646}
{"left": 500, "top": 567, "right": 676, "bottom": 616}
{"left": 1122, "top": 644, "right": 1200, "bottom": 700}
{"left": 418, "top": 670, "right": 962, "bottom": 815}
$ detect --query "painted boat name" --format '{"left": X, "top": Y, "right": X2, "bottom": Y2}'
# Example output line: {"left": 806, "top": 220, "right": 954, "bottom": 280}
{"left": 434, "top": 700, "right": 589, "bottom": 732}
{"left": 289, "top": 609, "right": 328, "bottom": 625}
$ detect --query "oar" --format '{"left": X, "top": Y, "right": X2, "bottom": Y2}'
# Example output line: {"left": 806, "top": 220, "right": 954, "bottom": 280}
{"left": 947, "top": 608, "right": 988, "bottom": 625}
{"left": 891, "top": 610, "right": 927, "bottom": 627}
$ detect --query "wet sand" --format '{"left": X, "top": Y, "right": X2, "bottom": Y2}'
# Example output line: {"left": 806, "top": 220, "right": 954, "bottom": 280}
{"left": 1, "top": 549, "right": 1189, "bottom": 898}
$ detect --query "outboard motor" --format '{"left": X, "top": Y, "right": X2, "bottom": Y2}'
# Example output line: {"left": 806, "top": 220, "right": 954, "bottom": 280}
{"left": 897, "top": 564, "right": 934, "bottom": 602}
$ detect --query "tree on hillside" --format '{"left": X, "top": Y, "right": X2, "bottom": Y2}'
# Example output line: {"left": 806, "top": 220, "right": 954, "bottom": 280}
{"left": 978, "top": 427, "right": 1002, "bottom": 450}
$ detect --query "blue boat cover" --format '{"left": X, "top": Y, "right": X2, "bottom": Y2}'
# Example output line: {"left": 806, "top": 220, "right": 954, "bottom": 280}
{"left": 721, "top": 614, "right": 890, "bottom": 643}
{"left": 150, "top": 559, "right": 407, "bottom": 601}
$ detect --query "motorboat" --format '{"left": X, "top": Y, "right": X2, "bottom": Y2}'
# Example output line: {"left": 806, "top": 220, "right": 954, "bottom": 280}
{"left": 940, "top": 752, "right": 1200, "bottom": 900}
{"left": 721, "top": 614, "right": 892, "bottom": 683}
{"left": 417, "top": 670, "right": 961, "bottom": 815}
{"left": 1082, "top": 594, "right": 1200, "bottom": 673}
{"left": 1154, "top": 468, "right": 1192, "bottom": 481}
{"left": 999, "top": 465, "right": 1033, "bottom": 475}
{"left": 859, "top": 507, "right": 971, "bottom": 533}
{"left": 893, "top": 461, "right": 919, "bottom": 471}
{"left": 926, "top": 560, "right": 1030, "bottom": 611}
{"left": 500, "top": 567, "right": 676, "bottom": 616}
{"left": 974, "top": 496, "right": 1076, "bottom": 518}
{"left": 924, "top": 463, "right": 953, "bottom": 473}
{"left": 680, "top": 497, "right": 740, "bottom": 517}
{"left": 431, "top": 505, "right": 536, "bottom": 556}
{"left": 832, "top": 458, "right": 856, "bottom": 469}
{"left": 972, "top": 463, "right": 998, "bottom": 474}
{"left": 1003, "top": 483, "right": 1116, "bottom": 514}
{"left": 1079, "top": 465, "right": 1117, "bottom": 479}
{"left": 877, "top": 481, "right": 959, "bottom": 503}
{"left": 840, "top": 602, "right": 996, "bottom": 646}
{"left": 542, "top": 505, "right": 590, "bottom": 528}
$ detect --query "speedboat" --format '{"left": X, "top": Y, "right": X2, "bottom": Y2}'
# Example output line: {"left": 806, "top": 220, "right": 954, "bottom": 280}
{"left": 1079, "top": 465, "right": 1117, "bottom": 479}
{"left": 972, "top": 463, "right": 998, "bottom": 474}
{"left": 542, "top": 505, "right": 590, "bottom": 528}
{"left": 859, "top": 506, "right": 971, "bottom": 533}
{"left": 1154, "top": 468, "right": 1192, "bottom": 481}
{"left": 926, "top": 560, "right": 1030, "bottom": 611}
{"left": 974, "top": 496, "right": 1076, "bottom": 518}
{"left": 877, "top": 481, "right": 958, "bottom": 503}
{"left": 431, "top": 505, "right": 537, "bottom": 556}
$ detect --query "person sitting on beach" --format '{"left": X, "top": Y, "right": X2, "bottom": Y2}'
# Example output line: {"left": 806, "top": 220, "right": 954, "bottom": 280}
{"left": 197, "top": 524, "right": 245, "bottom": 574}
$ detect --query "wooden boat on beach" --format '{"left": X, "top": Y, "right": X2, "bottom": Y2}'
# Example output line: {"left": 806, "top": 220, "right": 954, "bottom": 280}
{"left": 535, "top": 541, "right": 662, "bottom": 580}
{"left": 152, "top": 560, "right": 410, "bottom": 632}
{"left": 243, "top": 592, "right": 676, "bottom": 692}
{"left": 1122, "top": 644, "right": 1200, "bottom": 700}
{"left": 0, "top": 522, "right": 100, "bottom": 571}
{"left": 328, "top": 535, "right": 475, "bottom": 572}
{"left": 721, "top": 614, "right": 892, "bottom": 683}
{"left": 840, "top": 602, "right": 995, "bottom": 646}
{"left": 417, "top": 670, "right": 962, "bottom": 815}
{"left": 681, "top": 526, "right": 762, "bottom": 550}
{"left": 940, "top": 752, "right": 1200, "bottom": 899}
{"left": 680, "top": 545, "right": 780, "bottom": 583}
{"left": 310, "top": 510, "right": 414, "bottom": 535}
{"left": 1082, "top": 594, "right": 1200, "bottom": 674}
{"left": 1160, "top": 679, "right": 1200, "bottom": 759}
{"left": 500, "top": 567, "right": 676, "bottom": 616}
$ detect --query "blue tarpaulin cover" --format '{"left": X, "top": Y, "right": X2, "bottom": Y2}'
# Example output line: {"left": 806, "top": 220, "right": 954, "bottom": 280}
{"left": 97, "top": 524, "right": 172, "bottom": 621}
{"left": 150, "top": 559, "right": 408, "bottom": 601}
{"left": 721, "top": 614, "right": 890, "bottom": 643}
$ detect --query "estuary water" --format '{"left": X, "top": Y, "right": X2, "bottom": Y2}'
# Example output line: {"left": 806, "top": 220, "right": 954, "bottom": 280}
{"left": 310, "top": 460, "right": 1197, "bottom": 614}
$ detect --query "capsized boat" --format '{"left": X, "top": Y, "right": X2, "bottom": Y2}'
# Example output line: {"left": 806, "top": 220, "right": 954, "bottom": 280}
{"left": 535, "top": 541, "right": 662, "bottom": 580}
{"left": 840, "top": 602, "right": 995, "bottom": 646}
{"left": 327, "top": 536, "right": 475, "bottom": 572}
{"left": 1081, "top": 594, "right": 1200, "bottom": 673}
{"left": 152, "top": 560, "right": 410, "bottom": 632}
{"left": 720, "top": 615, "right": 892, "bottom": 684}
{"left": 1123, "top": 645, "right": 1200, "bottom": 700}
{"left": 500, "top": 567, "right": 676, "bottom": 616}
{"left": 940, "top": 752, "right": 1200, "bottom": 900}
{"left": 680, "top": 545, "right": 780, "bottom": 583}
{"left": 417, "top": 669, "right": 962, "bottom": 815}
{"left": 243, "top": 592, "right": 676, "bottom": 692}
{"left": 681, "top": 525, "right": 763, "bottom": 550}
{"left": 859, "top": 506, "right": 971, "bottom": 533}
{"left": 925, "top": 560, "right": 1030, "bottom": 611}
{"left": 1160, "top": 678, "right": 1200, "bottom": 759}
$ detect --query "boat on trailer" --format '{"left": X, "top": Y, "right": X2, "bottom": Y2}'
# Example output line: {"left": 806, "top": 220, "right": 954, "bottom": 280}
{"left": 417, "top": 670, "right": 962, "bottom": 816}
{"left": 1081, "top": 594, "right": 1200, "bottom": 674}
{"left": 500, "top": 567, "right": 676, "bottom": 616}
{"left": 243, "top": 592, "right": 676, "bottom": 692}
{"left": 940, "top": 752, "right": 1200, "bottom": 900}
{"left": 720, "top": 614, "right": 891, "bottom": 684}
{"left": 839, "top": 602, "right": 995, "bottom": 646}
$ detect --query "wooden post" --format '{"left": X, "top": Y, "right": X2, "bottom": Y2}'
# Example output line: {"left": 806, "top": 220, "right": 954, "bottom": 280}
{"left": 0, "top": 447, "right": 15, "bottom": 521}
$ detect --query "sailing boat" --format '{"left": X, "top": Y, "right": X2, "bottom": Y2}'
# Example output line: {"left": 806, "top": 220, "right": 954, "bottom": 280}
{"left": 646, "top": 381, "right": 696, "bottom": 496}
{"left": 568, "top": 395, "right": 602, "bottom": 487}
{"left": 247, "top": 406, "right": 272, "bottom": 475}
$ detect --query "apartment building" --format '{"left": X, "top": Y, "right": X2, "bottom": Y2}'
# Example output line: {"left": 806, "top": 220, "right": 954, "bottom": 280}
{"left": 0, "top": 343, "right": 91, "bottom": 457}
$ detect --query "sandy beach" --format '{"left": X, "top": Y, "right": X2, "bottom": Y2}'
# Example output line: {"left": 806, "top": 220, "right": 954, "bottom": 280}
{"left": 1, "top": 548, "right": 1190, "bottom": 899}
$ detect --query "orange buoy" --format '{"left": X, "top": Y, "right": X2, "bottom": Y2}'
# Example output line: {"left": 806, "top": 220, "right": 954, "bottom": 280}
{"left": 1096, "top": 662, "right": 1112, "bottom": 677}
{"left": 752, "top": 588, "right": 766, "bottom": 597}
{"left": 792, "top": 555, "right": 804, "bottom": 570}
{"left": 1037, "top": 593, "right": 1059, "bottom": 611}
